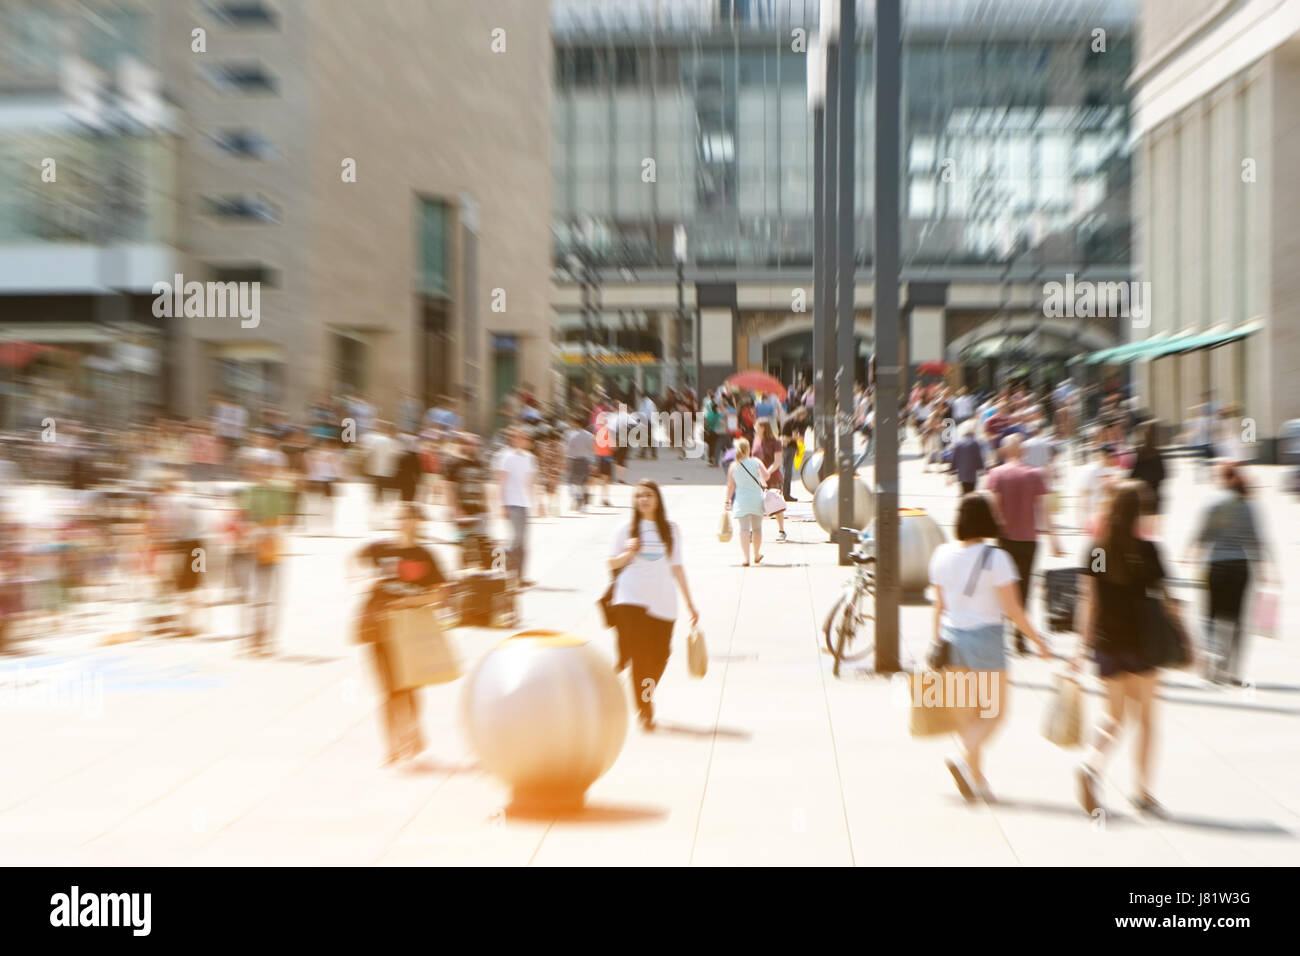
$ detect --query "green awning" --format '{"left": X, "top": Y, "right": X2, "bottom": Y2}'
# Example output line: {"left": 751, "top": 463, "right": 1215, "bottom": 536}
{"left": 1139, "top": 324, "right": 1257, "bottom": 361}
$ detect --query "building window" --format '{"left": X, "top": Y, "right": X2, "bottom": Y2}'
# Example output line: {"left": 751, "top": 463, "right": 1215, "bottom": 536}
{"left": 208, "top": 129, "right": 277, "bottom": 159}
{"left": 417, "top": 197, "right": 451, "bottom": 297}
{"left": 203, "top": 194, "right": 280, "bottom": 223}
{"left": 203, "top": 62, "right": 277, "bottom": 94}
{"left": 209, "top": 263, "right": 279, "bottom": 286}
{"left": 203, "top": 1, "right": 278, "bottom": 28}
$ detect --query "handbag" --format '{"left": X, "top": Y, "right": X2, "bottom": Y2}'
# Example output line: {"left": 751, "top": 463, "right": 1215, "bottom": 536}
{"left": 687, "top": 624, "right": 708, "bottom": 678}
{"left": 598, "top": 569, "right": 621, "bottom": 628}
{"left": 1041, "top": 672, "right": 1084, "bottom": 748}
{"left": 738, "top": 457, "right": 785, "bottom": 516}
{"left": 717, "top": 511, "right": 733, "bottom": 543}
{"left": 1144, "top": 588, "right": 1192, "bottom": 669}
{"left": 926, "top": 545, "right": 992, "bottom": 670}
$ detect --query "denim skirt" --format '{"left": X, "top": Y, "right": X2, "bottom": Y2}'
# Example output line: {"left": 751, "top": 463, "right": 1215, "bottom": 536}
{"left": 943, "top": 622, "right": 1007, "bottom": 671}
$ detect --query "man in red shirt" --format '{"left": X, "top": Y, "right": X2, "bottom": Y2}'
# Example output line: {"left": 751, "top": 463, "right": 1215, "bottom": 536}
{"left": 985, "top": 434, "right": 1062, "bottom": 654}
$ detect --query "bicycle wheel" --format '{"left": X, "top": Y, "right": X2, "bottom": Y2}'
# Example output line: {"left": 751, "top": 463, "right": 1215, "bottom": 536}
{"left": 824, "top": 583, "right": 875, "bottom": 664}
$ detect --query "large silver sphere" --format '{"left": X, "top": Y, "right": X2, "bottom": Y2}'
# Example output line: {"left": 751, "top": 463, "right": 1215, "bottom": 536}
{"left": 800, "top": 449, "right": 825, "bottom": 494}
{"left": 813, "top": 474, "right": 875, "bottom": 534}
{"left": 868, "top": 508, "right": 947, "bottom": 593}
{"left": 462, "top": 631, "right": 628, "bottom": 807}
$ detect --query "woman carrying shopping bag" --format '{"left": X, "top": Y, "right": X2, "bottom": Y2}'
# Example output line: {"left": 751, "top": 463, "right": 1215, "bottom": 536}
{"left": 1074, "top": 480, "right": 1181, "bottom": 816}
{"left": 608, "top": 480, "right": 699, "bottom": 731}
{"left": 752, "top": 420, "right": 788, "bottom": 542}
{"left": 1187, "top": 462, "right": 1275, "bottom": 686}
{"left": 354, "top": 503, "right": 450, "bottom": 767}
{"left": 927, "top": 493, "right": 1050, "bottom": 803}
{"left": 724, "top": 438, "right": 773, "bottom": 567}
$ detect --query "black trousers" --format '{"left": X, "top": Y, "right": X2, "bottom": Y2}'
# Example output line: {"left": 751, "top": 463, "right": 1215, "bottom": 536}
{"left": 613, "top": 604, "right": 674, "bottom": 719}
{"left": 998, "top": 537, "right": 1038, "bottom": 648}
{"left": 1206, "top": 559, "right": 1250, "bottom": 680}
{"left": 960, "top": 480, "right": 976, "bottom": 495}
{"left": 782, "top": 445, "right": 797, "bottom": 497}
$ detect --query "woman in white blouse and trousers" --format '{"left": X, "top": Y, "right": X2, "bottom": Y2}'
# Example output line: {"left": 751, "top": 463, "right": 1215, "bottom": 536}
{"left": 609, "top": 480, "right": 700, "bottom": 731}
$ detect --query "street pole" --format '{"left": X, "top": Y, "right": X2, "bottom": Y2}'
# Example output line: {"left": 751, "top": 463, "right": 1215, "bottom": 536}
{"left": 674, "top": 224, "right": 687, "bottom": 394}
{"left": 820, "top": 28, "right": 839, "bottom": 479}
{"left": 873, "top": 0, "right": 902, "bottom": 673}
{"left": 809, "top": 36, "right": 827, "bottom": 479}
{"left": 835, "top": 0, "right": 857, "bottom": 566}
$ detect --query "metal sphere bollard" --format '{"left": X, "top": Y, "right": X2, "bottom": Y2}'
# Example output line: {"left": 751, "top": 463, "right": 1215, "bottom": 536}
{"left": 800, "top": 449, "right": 825, "bottom": 495}
{"left": 462, "top": 631, "right": 628, "bottom": 808}
{"left": 869, "top": 507, "right": 947, "bottom": 594}
{"left": 813, "top": 473, "right": 875, "bottom": 534}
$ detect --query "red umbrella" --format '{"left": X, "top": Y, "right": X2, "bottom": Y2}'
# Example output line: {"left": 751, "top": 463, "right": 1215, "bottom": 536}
{"left": 724, "top": 370, "right": 786, "bottom": 398}
{"left": 916, "top": 360, "right": 949, "bottom": 377}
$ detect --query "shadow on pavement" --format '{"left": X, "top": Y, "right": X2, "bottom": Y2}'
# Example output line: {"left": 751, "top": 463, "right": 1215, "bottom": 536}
{"left": 654, "top": 720, "right": 752, "bottom": 741}
{"left": 504, "top": 801, "right": 668, "bottom": 825}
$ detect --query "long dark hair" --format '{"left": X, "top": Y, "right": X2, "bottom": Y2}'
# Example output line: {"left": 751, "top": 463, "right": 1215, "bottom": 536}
{"left": 1135, "top": 419, "right": 1160, "bottom": 462}
{"left": 630, "top": 479, "right": 674, "bottom": 558}
{"left": 1096, "top": 479, "right": 1151, "bottom": 585}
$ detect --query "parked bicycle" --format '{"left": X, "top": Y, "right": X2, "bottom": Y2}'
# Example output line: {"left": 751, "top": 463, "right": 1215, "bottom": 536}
{"left": 824, "top": 526, "right": 876, "bottom": 675}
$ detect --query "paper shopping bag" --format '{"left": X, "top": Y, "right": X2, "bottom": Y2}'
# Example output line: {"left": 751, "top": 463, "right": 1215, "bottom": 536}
{"left": 384, "top": 606, "right": 461, "bottom": 690}
{"left": 907, "top": 670, "right": 962, "bottom": 737}
{"left": 687, "top": 625, "right": 708, "bottom": 678}
{"left": 1251, "top": 588, "right": 1279, "bottom": 640}
{"left": 717, "top": 511, "right": 733, "bottom": 543}
{"left": 1041, "top": 672, "right": 1084, "bottom": 748}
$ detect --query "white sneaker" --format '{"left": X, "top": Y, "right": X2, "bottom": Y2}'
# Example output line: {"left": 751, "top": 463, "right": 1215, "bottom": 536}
{"left": 776, "top": 531, "right": 788, "bottom": 543}
{"left": 944, "top": 755, "right": 976, "bottom": 803}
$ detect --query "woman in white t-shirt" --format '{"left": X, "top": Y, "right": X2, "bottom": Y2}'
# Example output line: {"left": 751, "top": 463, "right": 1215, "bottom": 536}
{"left": 609, "top": 480, "right": 700, "bottom": 731}
{"left": 927, "top": 493, "right": 1050, "bottom": 803}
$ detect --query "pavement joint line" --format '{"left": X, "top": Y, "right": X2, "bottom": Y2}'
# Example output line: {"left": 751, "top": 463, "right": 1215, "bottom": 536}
{"left": 804, "top": 534, "right": 856, "bottom": 867}
{"left": 687, "top": 542, "right": 748, "bottom": 868}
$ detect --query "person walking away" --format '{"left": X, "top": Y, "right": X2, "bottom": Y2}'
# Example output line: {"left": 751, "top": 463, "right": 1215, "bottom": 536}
{"left": 1075, "top": 480, "right": 1172, "bottom": 816}
{"left": 533, "top": 424, "right": 564, "bottom": 518}
{"left": 592, "top": 408, "right": 615, "bottom": 507}
{"left": 725, "top": 438, "right": 772, "bottom": 566}
{"left": 393, "top": 433, "right": 424, "bottom": 506}
{"left": 1074, "top": 443, "right": 1122, "bottom": 536}
{"left": 303, "top": 437, "right": 340, "bottom": 535}
{"left": 638, "top": 392, "right": 658, "bottom": 460}
{"left": 1129, "top": 420, "right": 1167, "bottom": 518}
{"left": 779, "top": 408, "right": 804, "bottom": 500}
{"left": 751, "top": 420, "right": 787, "bottom": 541}
{"left": 562, "top": 416, "right": 595, "bottom": 512}
{"left": 362, "top": 421, "right": 402, "bottom": 526}
{"left": 442, "top": 432, "right": 491, "bottom": 569}
{"left": 1213, "top": 404, "right": 1245, "bottom": 463}
{"left": 985, "top": 434, "right": 1062, "bottom": 654}
{"left": 355, "top": 503, "right": 448, "bottom": 766}
{"left": 608, "top": 480, "right": 699, "bottom": 731}
{"left": 703, "top": 395, "right": 724, "bottom": 467}
{"left": 929, "top": 493, "right": 1050, "bottom": 802}
{"left": 493, "top": 426, "right": 537, "bottom": 588}
{"left": 1188, "top": 463, "right": 1275, "bottom": 685}
{"left": 1184, "top": 403, "right": 1215, "bottom": 482}
{"left": 233, "top": 460, "right": 295, "bottom": 656}
{"left": 949, "top": 421, "right": 985, "bottom": 494}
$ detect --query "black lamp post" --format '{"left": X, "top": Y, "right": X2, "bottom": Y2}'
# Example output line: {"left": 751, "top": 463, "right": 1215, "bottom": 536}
{"left": 673, "top": 224, "right": 687, "bottom": 392}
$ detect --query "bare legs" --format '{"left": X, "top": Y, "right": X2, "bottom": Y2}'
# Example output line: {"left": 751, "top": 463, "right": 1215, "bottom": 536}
{"left": 1082, "top": 671, "right": 1158, "bottom": 802}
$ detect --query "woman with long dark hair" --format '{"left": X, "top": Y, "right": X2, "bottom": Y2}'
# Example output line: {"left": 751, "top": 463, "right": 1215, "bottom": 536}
{"left": 1075, "top": 479, "right": 1171, "bottom": 816}
{"left": 1188, "top": 462, "right": 1274, "bottom": 684}
{"left": 1129, "top": 419, "right": 1166, "bottom": 515}
{"left": 608, "top": 480, "right": 699, "bottom": 730}
{"left": 752, "top": 419, "right": 787, "bottom": 542}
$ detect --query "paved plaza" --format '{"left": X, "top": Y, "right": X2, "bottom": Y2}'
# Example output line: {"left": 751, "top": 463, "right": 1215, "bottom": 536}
{"left": 1, "top": 445, "right": 1297, "bottom": 866}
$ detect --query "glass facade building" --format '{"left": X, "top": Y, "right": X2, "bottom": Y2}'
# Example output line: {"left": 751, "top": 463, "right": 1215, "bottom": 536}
{"left": 551, "top": 0, "right": 1137, "bottom": 394}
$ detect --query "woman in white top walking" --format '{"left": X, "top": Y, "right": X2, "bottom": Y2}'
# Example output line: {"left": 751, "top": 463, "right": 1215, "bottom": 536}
{"left": 609, "top": 480, "right": 699, "bottom": 730}
{"left": 724, "top": 438, "right": 773, "bottom": 566}
{"left": 928, "top": 493, "right": 1050, "bottom": 802}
